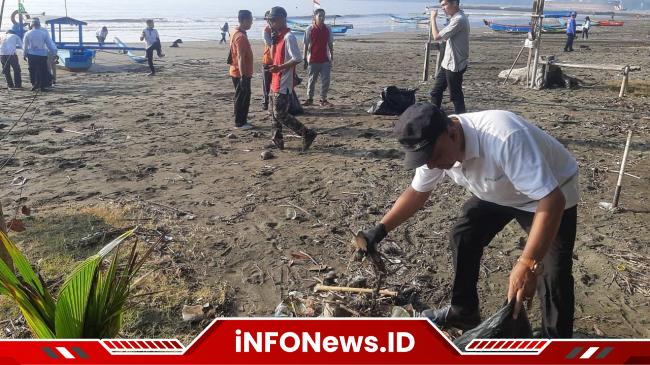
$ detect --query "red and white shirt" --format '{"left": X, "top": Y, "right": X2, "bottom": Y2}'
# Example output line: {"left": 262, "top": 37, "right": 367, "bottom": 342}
{"left": 271, "top": 28, "right": 302, "bottom": 94}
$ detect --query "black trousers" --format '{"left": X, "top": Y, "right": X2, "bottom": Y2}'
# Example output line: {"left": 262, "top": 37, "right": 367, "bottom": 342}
{"left": 145, "top": 40, "right": 163, "bottom": 73}
{"left": 262, "top": 67, "right": 272, "bottom": 107}
{"left": 1, "top": 54, "right": 21, "bottom": 88}
{"left": 26, "top": 54, "right": 50, "bottom": 90}
{"left": 564, "top": 33, "right": 575, "bottom": 51}
{"left": 581, "top": 28, "right": 589, "bottom": 39}
{"left": 232, "top": 76, "right": 251, "bottom": 126}
{"left": 430, "top": 67, "right": 466, "bottom": 114}
{"left": 449, "top": 196, "right": 577, "bottom": 338}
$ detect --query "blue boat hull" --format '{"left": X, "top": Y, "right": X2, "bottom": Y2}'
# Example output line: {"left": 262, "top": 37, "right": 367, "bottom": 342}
{"left": 58, "top": 49, "right": 95, "bottom": 71}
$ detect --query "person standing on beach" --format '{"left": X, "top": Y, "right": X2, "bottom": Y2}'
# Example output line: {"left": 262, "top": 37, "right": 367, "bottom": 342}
{"left": 0, "top": 29, "right": 23, "bottom": 90}
{"left": 358, "top": 103, "right": 579, "bottom": 338}
{"left": 582, "top": 16, "right": 591, "bottom": 40}
{"left": 220, "top": 22, "right": 229, "bottom": 44}
{"left": 23, "top": 18, "right": 57, "bottom": 92}
{"left": 429, "top": 0, "right": 469, "bottom": 114}
{"left": 96, "top": 26, "right": 109, "bottom": 46}
{"left": 303, "top": 8, "right": 334, "bottom": 107}
{"left": 229, "top": 10, "right": 254, "bottom": 130}
{"left": 564, "top": 12, "right": 577, "bottom": 52}
{"left": 140, "top": 19, "right": 165, "bottom": 76}
{"left": 266, "top": 6, "right": 317, "bottom": 152}
{"left": 262, "top": 13, "right": 274, "bottom": 111}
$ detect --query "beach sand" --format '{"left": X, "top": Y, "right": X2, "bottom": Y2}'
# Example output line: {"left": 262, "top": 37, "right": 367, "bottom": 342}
{"left": 1, "top": 20, "right": 649, "bottom": 341}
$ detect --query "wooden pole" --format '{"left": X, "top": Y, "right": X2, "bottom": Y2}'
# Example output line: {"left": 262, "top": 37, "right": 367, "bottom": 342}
{"left": 503, "top": 44, "right": 527, "bottom": 85}
{"left": 0, "top": 0, "right": 6, "bottom": 32}
{"left": 619, "top": 66, "right": 629, "bottom": 98}
{"left": 612, "top": 130, "right": 633, "bottom": 208}
{"left": 314, "top": 284, "right": 398, "bottom": 297}
{"left": 422, "top": 18, "right": 433, "bottom": 82}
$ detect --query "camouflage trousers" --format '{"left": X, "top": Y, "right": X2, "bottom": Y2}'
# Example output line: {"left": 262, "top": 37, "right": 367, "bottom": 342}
{"left": 271, "top": 92, "right": 309, "bottom": 141}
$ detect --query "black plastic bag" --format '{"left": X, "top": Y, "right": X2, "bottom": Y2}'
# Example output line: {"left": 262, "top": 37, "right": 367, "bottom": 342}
{"left": 453, "top": 300, "right": 533, "bottom": 351}
{"left": 367, "top": 86, "right": 417, "bottom": 116}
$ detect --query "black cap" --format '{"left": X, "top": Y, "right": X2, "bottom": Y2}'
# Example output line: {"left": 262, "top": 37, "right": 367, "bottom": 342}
{"left": 394, "top": 102, "right": 451, "bottom": 169}
{"left": 267, "top": 6, "right": 287, "bottom": 19}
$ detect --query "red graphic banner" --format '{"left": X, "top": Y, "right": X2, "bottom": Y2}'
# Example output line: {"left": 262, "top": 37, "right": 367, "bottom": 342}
{"left": 0, "top": 319, "right": 648, "bottom": 364}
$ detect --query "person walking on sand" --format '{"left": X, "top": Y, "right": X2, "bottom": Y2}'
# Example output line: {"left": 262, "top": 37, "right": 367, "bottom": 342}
{"left": 266, "top": 6, "right": 317, "bottom": 152}
{"left": 1, "top": 29, "right": 23, "bottom": 90}
{"left": 220, "top": 22, "right": 229, "bottom": 44}
{"left": 140, "top": 19, "right": 165, "bottom": 76}
{"left": 23, "top": 18, "right": 57, "bottom": 92}
{"left": 229, "top": 10, "right": 255, "bottom": 130}
{"left": 564, "top": 12, "right": 577, "bottom": 52}
{"left": 261, "top": 14, "right": 274, "bottom": 111}
{"left": 429, "top": 0, "right": 469, "bottom": 114}
{"left": 96, "top": 26, "right": 109, "bottom": 46}
{"left": 303, "top": 8, "right": 334, "bottom": 107}
{"left": 359, "top": 103, "right": 579, "bottom": 338}
{"left": 582, "top": 16, "right": 591, "bottom": 40}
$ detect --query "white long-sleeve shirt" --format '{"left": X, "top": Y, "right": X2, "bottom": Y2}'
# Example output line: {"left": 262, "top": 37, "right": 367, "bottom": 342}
{"left": 0, "top": 33, "right": 23, "bottom": 56}
{"left": 23, "top": 28, "right": 57, "bottom": 57}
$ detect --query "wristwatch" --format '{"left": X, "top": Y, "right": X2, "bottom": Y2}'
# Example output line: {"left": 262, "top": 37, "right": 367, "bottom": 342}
{"left": 517, "top": 256, "right": 544, "bottom": 275}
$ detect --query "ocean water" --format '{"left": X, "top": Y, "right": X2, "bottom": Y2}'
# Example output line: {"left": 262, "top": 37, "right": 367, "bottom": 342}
{"left": 0, "top": 0, "right": 630, "bottom": 44}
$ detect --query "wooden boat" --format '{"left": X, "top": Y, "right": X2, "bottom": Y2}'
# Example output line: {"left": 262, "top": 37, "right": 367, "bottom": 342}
{"left": 484, "top": 19, "right": 581, "bottom": 34}
{"left": 287, "top": 20, "right": 349, "bottom": 35}
{"left": 482, "top": 19, "right": 530, "bottom": 33}
{"left": 44, "top": 16, "right": 145, "bottom": 71}
{"left": 389, "top": 15, "right": 429, "bottom": 25}
{"left": 595, "top": 20, "right": 624, "bottom": 26}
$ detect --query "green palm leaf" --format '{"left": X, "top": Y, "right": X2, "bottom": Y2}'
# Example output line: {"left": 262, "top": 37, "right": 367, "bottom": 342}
{"left": 55, "top": 228, "right": 135, "bottom": 338}
{"left": 0, "top": 231, "right": 56, "bottom": 337}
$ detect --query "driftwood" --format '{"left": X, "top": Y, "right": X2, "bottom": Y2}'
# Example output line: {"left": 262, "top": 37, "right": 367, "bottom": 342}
{"left": 314, "top": 284, "right": 398, "bottom": 297}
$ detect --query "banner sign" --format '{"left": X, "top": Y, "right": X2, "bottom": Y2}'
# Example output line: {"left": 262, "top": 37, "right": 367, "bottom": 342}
{"left": 1, "top": 319, "right": 648, "bottom": 364}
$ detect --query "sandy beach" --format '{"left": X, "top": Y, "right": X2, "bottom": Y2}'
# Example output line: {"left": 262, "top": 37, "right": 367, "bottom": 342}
{"left": 1, "top": 19, "right": 649, "bottom": 341}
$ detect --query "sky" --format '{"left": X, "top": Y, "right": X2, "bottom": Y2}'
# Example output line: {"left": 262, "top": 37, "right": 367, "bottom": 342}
{"left": 5, "top": 0, "right": 642, "bottom": 20}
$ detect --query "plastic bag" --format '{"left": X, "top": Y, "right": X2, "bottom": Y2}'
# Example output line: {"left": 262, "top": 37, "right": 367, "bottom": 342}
{"left": 453, "top": 300, "right": 533, "bottom": 351}
{"left": 367, "top": 86, "right": 417, "bottom": 116}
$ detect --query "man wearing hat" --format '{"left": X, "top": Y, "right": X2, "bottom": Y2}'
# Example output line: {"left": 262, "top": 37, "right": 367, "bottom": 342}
{"left": 0, "top": 28, "right": 23, "bottom": 89}
{"left": 229, "top": 10, "right": 255, "bottom": 130}
{"left": 266, "top": 6, "right": 317, "bottom": 152}
{"left": 564, "top": 12, "right": 577, "bottom": 52}
{"left": 23, "top": 18, "right": 57, "bottom": 91}
{"left": 360, "top": 103, "right": 579, "bottom": 338}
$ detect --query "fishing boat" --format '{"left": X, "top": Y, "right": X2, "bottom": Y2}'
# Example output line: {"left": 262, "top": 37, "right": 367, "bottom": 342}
{"left": 482, "top": 19, "right": 530, "bottom": 33}
{"left": 44, "top": 16, "right": 146, "bottom": 71}
{"left": 595, "top": 20, "right": 624, "bottom": 26}
{"left": 483, "top": 19, "right": 579, "bottom": 34}
{"left": 389, "top": 15, "right": 429, "bottom": 25}
{"left": 287, "top": 19, "right": 349, "bottom": 35}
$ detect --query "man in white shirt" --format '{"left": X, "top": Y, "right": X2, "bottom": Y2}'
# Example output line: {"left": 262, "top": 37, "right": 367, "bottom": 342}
{"left": 140, "top": 19, "right": 164, "bottom": 76}
{"left": 23, "top": 18, "right": 57, "bottom": 91}
{"left": 429, "top": 0, "right": 469, "bottom": 114}
{"left": 0, "top": 29, "right": 23, "bottom": 89}
{"left": 360, "top": 103, "right": 578, "bottom": 338}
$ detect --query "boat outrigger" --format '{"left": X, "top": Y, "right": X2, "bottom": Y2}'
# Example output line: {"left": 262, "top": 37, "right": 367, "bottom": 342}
{"left": 44, "top": 16, "right": 146, "bottom": 71}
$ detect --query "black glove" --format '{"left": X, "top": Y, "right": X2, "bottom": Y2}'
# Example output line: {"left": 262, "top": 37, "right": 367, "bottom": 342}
{"left": 360, "top": 223, "right": 388, "bottom": 254}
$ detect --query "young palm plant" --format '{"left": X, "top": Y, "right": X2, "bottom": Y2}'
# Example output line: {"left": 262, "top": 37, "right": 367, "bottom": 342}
{"left": 0, "top": 228, "right": 156, "bottom": 338}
